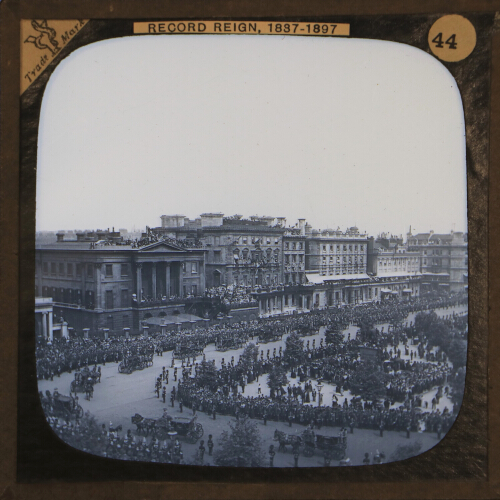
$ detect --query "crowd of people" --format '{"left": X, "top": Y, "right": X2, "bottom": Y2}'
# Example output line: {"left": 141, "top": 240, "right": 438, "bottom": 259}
{"left": 205, "top": 285, "right": 257, "bottom": 308}
{"left": 38, "top": 291, "right": 467, "bottom": 465}
{"left": 45, "top": 408, "right": 189, "bottom": 463}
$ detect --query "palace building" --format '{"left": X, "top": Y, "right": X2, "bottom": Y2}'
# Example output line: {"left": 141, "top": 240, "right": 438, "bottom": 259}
{"left": 35, "top": 233, "right": 205, "bottom": 334}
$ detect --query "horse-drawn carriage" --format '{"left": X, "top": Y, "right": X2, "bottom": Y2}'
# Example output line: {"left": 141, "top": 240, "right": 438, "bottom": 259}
{"left": 70, "top": 368, "right": 96, "bottom": 400}
{"left": 172, "top": 341, "right": 204, "bottom": 361}
{"left": 216, "top": 337, "right": 245, "bottom": 351}
{"left": 118, "top": 353, "right": 154, "bottom": 374}
{"left": 257, "top": 326, "right": 282, "bottom": 344}
{"left": 131, "top": 413, "right": 204, "bottom": 444}
{"left": 274, "top": 428, "right": 347, "bottom": 459}
{"left": 302, "top": 430, "right": 347, "bottom": 459}
{"left": 48, "top": 391, "right": 84, "bottom": 419}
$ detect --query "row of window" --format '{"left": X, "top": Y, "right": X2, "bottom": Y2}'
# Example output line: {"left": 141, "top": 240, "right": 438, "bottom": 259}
{"left": 319, "top": 266, "right": 365, "bottom": 276}
{"left": 321, "top": 244, "right": 365, "bottom": 253}
{"left": 284, "top": 242, "right": 303, "bottom": 250}
{"left": 236, "top": 236, "right": 280, "bottom": 245}
{"left": 285, "top": 254, "right": 304, "bottom": 263}
{"left": 322, "top": 256, "right": 364, "bottom": 264}
{"left": 41, "top": 262, "right": 130, "bottom": 279}
{"left": 41, "top": 262, "right": 201, "bottom": 279}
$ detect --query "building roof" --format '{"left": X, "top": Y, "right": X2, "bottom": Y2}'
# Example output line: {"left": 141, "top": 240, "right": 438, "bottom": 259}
{"left": 375, "top": 271, "right": 422, "bottom": 278}
{"left": 306, "top": 273, "right": 370, "bottom": 284}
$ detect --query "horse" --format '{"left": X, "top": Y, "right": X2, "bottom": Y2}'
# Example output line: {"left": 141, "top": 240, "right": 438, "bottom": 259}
{"left": 131, "top": 413, "right": 156, "bottom": 436}
{"left": 273, "top": 429, "right": 302, "bottom": 453}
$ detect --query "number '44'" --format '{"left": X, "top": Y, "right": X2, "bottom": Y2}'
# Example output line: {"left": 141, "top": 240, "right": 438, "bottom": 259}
{"left": 432, "top": 33, "right": 458, "bottom": 49}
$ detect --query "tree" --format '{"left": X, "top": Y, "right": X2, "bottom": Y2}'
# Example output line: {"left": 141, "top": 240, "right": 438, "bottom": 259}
{"left": 283, "top": 332, "right": 305, "bottom": 367}
{"left": 414, "top": 311, "right": 439, "bottom": 335}
{"left": 240, "top": 343, "right": 259, "bottom": 372}
{"left": 214, "top": 416, "right": 265, "bottom": 467}
{"left": 196, "top": 359, "right": 218, "bottom": 390}
{"left": 447, "top": 338, "right": 467, "bottom": 369}
{"left": 349, "top": 360, "right": 389, "bottom": 399}
{"left": 389, "top": 440, "right": 422, "bottom": 462}
{"left": 267, "top": 365, "right": 288, "bottom": 398}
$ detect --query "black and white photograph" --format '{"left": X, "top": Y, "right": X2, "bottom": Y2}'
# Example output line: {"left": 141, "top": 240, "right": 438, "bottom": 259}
{"left": 9, "top": 9, "right": 494, "bottom": 489}
{"left": 30, "top": 25, "right": 472, "bottom": 469}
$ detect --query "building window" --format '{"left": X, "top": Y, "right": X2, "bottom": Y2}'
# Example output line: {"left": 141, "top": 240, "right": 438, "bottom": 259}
{"left": 214, "top": 251, "right": 221, "bottom": 263}
{"left": 59, "top": 263, "right": 65, "bottom": 276}
{"left": 87, "top": 264, "right": 93, "bottom": 278}
{"left": 121, "top": 289, "right": 129, "bottom": 307}
{"left": 105, "top": 290, "right": 114, "bottom": 309}
{"left": 122, "top": 315, "right": 129, "bottom": 328}
{"left": 284, "top": 242, "right": 289, "bottom": 250}
{"left": 192, "top": 262, "right": 198, "bottom": 274}
{"left": 67, "top": 263, "right": 73, "bottom": 277}
{"left": 76, "top": 263, "right": 82, "bottom": 277}
{"left": 106, "top": 264, "right": 113, "bottom": 277}
{"left": 191, "top": 284, "right": 197, "bottom": 295}
{"left": 121, "top": 263, "right": 129, "bottom": 276}
{"left": 43, "top": 262, "right": 49, "bottom": 275}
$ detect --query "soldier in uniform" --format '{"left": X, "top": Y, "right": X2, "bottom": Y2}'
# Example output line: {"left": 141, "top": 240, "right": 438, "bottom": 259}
{"left": 198, "top": 440, "right": 205, "bottom": 461}
{"left": 269, "top": 444, "right": 275, "bottom": 467}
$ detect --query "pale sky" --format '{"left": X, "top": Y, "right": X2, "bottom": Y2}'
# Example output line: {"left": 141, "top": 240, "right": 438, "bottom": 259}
{"left": 36, "top": 34, "right": 467, "bottom": 237}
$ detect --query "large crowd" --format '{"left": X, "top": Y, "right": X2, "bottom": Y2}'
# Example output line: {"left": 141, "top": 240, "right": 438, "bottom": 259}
{"left": 38, "top": 292, "right": 467, "bottom": 463}
{"left": 36, "top": 293, "right": 466, "bottom": 381}
{"left": 205, "top": 285, "right": 257, "bottom": 308}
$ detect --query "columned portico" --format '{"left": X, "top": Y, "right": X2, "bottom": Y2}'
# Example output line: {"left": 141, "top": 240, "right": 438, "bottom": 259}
{"left": 151, "top": 263, "right": 157, "bottom": 299}
{"left": 136, "top": 263, "right": 143, "bottom": 302}
{"left": 42, "top": 312, "right": 48, "bottom": 339}
{"left": 165, "top": 263, "right": 171, "bottom": 298}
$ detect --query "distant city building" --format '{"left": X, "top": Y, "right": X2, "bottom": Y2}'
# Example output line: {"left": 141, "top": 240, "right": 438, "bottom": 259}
{"left": 305, "top": 226, "right": 368, "bottom": 277}
{"left": 407, "top": 230, "right": 468, "bottom": 293}
{"left": 35, "top": 234, "right": 205, "bottom": 333}
{"left": 34, "top": 216, "right": 467, "bottom": 332}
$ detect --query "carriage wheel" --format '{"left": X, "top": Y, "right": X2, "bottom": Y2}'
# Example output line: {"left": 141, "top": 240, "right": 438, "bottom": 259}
{"left": 303, "top": 445, "right": 314, "bottom": 457}
{"left": 195, "top": 423, "right": 204, "bottom": 440}
{"left": 186, "top": 431, "right": 198, "bottom": 444}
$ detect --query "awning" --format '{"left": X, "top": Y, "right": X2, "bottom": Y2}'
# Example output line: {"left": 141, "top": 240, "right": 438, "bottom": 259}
{"left": 380, "top": 288, "right": 392, "bottom": 293}
{"left": 306, "top": 273, "right": 369, "bottom": 284}
{"left": 402, "top": 288, "right": 412, "bottom": 293}
{"left": 438, "top": 283, "right": 449, "bottom": 286}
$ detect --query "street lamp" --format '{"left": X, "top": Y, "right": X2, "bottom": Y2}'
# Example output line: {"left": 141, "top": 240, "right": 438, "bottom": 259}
{"left": 317, "top": 382, "right": 323, "bottom": 408}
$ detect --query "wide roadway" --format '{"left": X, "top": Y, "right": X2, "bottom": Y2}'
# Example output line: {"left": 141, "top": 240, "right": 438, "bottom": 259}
{"left": 39, "top": 359, "right": 443, "bottom": 467}
{"left": 38, "top": 304, "right": 466, "bottom": 466}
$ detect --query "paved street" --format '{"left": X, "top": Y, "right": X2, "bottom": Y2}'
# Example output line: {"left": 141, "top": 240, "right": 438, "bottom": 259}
{"left": 38, "top": 303, "right": 465, "bottom": 467}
